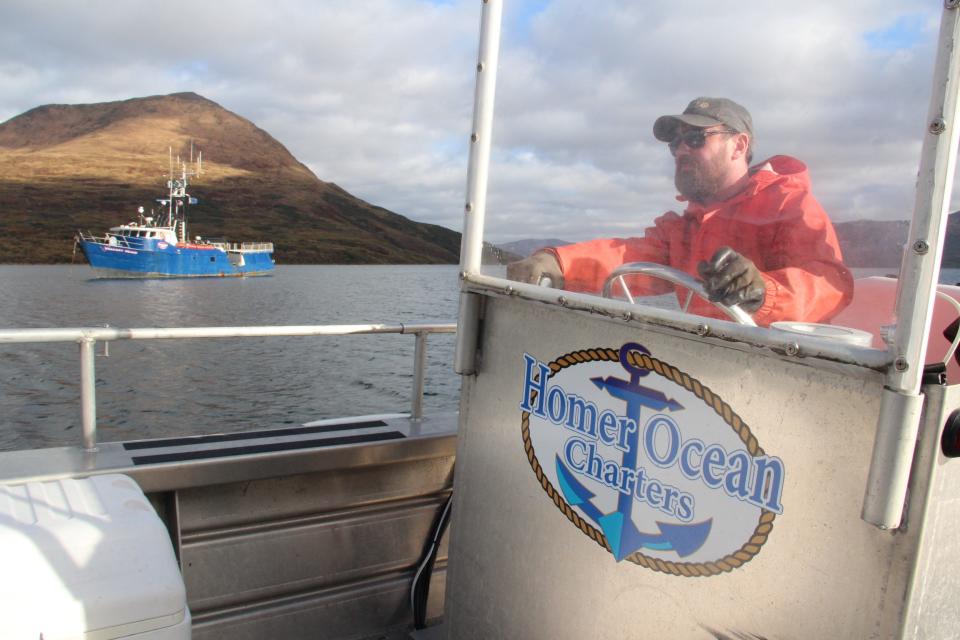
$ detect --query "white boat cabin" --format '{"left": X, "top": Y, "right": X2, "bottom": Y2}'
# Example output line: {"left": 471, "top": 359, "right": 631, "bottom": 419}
{"left": 107, "top": 222, "right": 180, "bottom": 246}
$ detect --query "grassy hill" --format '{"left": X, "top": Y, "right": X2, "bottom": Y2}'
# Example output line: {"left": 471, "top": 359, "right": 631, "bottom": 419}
{"left": 0, "top": 92, "right": 464, "bottom": 264}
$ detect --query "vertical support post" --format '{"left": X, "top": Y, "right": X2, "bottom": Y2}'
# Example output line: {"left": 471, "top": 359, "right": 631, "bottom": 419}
{"left": 861, "top": 388, "right": 924, "bottom": 528}
{"left": 455, "top": 0, "right": 503, "bottom": 376}
{"left": 79, "top": 338, "right": 98, "bottom": 452}
{"left": 165, "top": 490, "right": 183, "bottom": 566}
{"left": 861, "top": 3, "right": 960, "bottom": 529}
{"left": 412, "top": 331, "right": 428, "bottom": 421}
{"left": 889, "top": 3, "right": 960, "bottom": 395}
{"left": 459, "top": 0, "right": 503, "bottom": 274}
{"left": 454, "top": 292, "right": 482, "bottom": 375}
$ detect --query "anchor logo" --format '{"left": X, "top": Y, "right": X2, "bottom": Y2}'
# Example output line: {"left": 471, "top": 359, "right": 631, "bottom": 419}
{"left": 520, "top": 343, "right": 781, "bottom": 576}
{"left": 554, "top": 342, "right": 712, "bottom": 561}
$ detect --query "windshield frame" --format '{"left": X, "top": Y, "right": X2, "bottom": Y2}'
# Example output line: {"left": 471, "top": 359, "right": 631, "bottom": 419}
{"left": 455, "top": 1, "right": 960, "bottom": 384}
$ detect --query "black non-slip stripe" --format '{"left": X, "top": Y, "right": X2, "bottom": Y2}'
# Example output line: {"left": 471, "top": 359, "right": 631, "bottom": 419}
{"left": 130, "top": 430, "right": 406, "bottom": 465}
{"left": 123, "top": 420, "right": 390, "bottom": 450}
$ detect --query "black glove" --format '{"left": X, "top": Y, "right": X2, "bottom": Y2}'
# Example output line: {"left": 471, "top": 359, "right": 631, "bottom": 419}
{"left": 697, "top": 247, "right": 766, "bottom": 312}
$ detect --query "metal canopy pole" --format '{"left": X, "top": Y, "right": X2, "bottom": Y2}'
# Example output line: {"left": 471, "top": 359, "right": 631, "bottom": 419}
{"left": 455, "top": 0, "right": 503, "bottom": 375}
{"left": 862, "top": 1, "right": 960, "bottom": 529}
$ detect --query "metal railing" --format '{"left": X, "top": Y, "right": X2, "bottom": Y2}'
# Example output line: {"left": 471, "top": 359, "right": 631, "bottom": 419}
{"left": 0, "top": 323, "right": 456, "bottom": 452}
{"left": 77, "top": 231, "right": 142, "bottom": 250}
{"left": 209, "top": 242, "right": 274, "bottom": 253}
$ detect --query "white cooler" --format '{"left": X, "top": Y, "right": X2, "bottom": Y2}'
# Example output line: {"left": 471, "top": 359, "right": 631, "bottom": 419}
{"left": 0, "top": 474, "right": 190, "bottom": 639}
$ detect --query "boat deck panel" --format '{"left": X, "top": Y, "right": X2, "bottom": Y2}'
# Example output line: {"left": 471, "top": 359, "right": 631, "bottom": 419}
{"left": 0, "top": 413, "right": 457, "bottom": 492}
{"left": 0, "top": 412, "right": 457, "bottom": 640}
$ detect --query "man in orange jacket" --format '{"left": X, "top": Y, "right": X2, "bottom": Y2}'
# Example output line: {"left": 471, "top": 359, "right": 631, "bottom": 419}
{"left": 507, "top": 97, "right": 853, "bottom": 327}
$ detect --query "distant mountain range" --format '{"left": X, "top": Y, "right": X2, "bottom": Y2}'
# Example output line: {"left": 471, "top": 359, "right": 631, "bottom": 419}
{"left": 0, "top": 92, "right": 503, "bottom": 265}
{"left": 498, "top": 217, "right": 960, "bottom": 268}
{"left": 496, "top": 238, "right": 571, "bottom": 258}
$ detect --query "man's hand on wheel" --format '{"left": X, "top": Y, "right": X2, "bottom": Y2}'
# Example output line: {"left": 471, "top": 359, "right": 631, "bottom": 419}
{"left": 697, "top": 247, "right": 766, "bottom": 312}
{"left": 506, "top": 252, "right": 564, "bottom": 287}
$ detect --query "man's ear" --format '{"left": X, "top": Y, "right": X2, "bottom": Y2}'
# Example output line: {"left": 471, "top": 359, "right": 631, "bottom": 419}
{"left": 731, "top": 133, "right": 750, "bottom": 161}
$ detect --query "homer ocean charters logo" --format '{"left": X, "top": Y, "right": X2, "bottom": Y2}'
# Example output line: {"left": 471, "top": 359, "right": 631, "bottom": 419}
{"left": 520, "top": 342, "right": 783, "bottom": 577}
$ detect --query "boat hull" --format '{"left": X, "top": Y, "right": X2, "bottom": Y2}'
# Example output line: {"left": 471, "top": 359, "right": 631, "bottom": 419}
{"left": 79, "top": 239, "right": 274, "bottom": 278}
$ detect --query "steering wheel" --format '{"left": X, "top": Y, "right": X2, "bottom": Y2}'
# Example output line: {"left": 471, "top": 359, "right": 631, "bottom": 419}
{"left": 601, "top": 262, "right": 756, "bottom": 327}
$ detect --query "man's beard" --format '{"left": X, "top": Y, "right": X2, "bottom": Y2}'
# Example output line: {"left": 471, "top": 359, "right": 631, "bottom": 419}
{"left": 674, "top": 153, "right": 727, "bottom": 203}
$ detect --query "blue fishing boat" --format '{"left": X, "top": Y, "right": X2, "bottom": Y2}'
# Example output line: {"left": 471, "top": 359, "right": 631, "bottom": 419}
{"left": 76, "top": 155, "right": 275, "bottom": 278}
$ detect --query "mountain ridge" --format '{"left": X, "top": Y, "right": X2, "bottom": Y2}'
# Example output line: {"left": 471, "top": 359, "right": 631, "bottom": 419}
{"left": 497, "top": 216, "right": 960, "bottom": 269}
{"left": 0, "top": 92, "right": 465, "bottom": 264}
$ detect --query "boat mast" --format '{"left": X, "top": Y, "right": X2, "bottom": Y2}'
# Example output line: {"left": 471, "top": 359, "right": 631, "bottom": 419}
{"left": 167, "top": 147, "right": 174, "bottom": 228}
{"left": 176, "top": 152, "right": 202, "bottom": 243}
{"left": 158, "top": 146, "right": 202, "bottom": 243}
{"left": 173, "top": 160, "right": 187, "bottom": 244}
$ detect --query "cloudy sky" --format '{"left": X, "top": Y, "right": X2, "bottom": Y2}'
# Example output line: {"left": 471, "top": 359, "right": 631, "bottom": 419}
{"left": 0, "top": 0, "right": 949, "bottom": 246}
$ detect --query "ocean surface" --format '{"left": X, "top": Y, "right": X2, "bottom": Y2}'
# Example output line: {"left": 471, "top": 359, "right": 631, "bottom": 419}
{"left": 2, "top": 264, "right": 960, "bottom": 451}
{"left": 0, "top": 265, "right": 470, "bottom": 450}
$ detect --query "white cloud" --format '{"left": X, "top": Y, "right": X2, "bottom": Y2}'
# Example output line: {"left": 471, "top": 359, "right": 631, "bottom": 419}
{"left": 0, "top": 0, "right": 952, "bottom": 263}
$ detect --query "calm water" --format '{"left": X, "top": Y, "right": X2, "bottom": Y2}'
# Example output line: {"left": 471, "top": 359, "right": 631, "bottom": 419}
{"left": 3, "top": 264, "right": 960, "bottom": 451}
{"left": 0, "top": 265, "right": 466, "bottom": 450}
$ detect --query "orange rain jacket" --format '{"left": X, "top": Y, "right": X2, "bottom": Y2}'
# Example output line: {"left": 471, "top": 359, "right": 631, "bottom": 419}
{"left": 547, "top": 155, "right": 854, "bottom": 327}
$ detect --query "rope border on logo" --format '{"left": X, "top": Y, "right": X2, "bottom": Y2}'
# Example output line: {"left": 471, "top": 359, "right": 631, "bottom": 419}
{"left": 520, "top": 347, "right": 776, "bottom": 577}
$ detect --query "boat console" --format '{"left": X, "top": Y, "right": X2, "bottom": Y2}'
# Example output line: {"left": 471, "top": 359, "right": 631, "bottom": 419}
{"left": 440, "top": 2, "right": 960, "bottom": 638}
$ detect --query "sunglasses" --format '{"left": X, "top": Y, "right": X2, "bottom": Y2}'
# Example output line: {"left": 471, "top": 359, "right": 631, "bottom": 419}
{"left": 668, "top": 129, "right": 737, "bottom": 154}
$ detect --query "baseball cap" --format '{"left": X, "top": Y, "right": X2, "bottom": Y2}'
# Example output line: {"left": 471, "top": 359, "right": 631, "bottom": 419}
{"left": 653, "top": 97, "right": 754, "bottom": 142}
